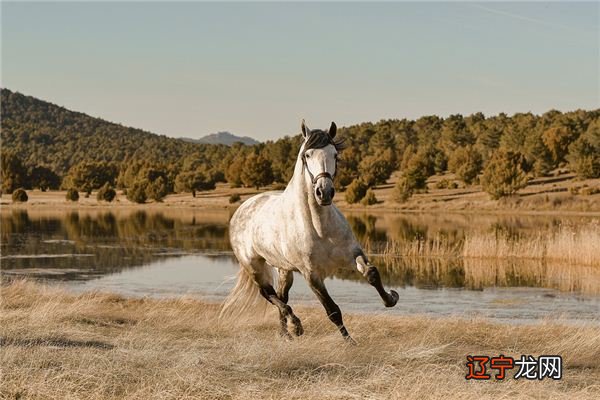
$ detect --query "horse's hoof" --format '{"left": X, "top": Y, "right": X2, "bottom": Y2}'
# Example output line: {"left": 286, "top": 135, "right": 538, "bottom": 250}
{"left": 344, "top": 335, "right": 357, "bottom": 346}
{"left": 384, "top": 290, "right": 399, "bottom": 307}
{"left": 291, "top": 316, "right": 304, "bottom": 336}
{"left": 280, "top": 329, "right": 293, "bottom": 340}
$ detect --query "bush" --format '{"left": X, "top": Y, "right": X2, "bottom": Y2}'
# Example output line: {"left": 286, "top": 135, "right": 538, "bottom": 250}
{"left": 393, "top": 177, "right": 413, "bottom": 203}
{"left": 146, "top": 176, "right": 168, "bottom": 202}
{"left": 229, "top": 193, "right": 241, "bottom": 204}
{"left": 97, "top": 183, "right": 116, "bottom": 202}
{"left": 11, "top": 188, "right": 28, "bottom": 203}
{"left": 435, "top": 179, "right": 450, "bottom": 189}
{"left": 448, "top": 146, "right": 482, "bottom": 185}
{"left": 481, "top": 151, "right": 527, "bottom": 200}
{"left": 345, "top": 179, "right": 368, "bottom": 204}
{"left": 360, "top": 189, "right": 378, "bottom": 206}
{"left": 66, "top": 188, "right": 79, "bottom": 202}
{"left": 127, "top": 181, "right": 148, "bottom": 204}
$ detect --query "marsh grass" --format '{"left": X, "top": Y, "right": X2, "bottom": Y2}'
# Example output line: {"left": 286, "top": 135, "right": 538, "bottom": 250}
{"left": 376, "top": 223, "right": 600, "bottom": 267}
{"left": 1, "top": 280, "right": 600, "bottom": 399}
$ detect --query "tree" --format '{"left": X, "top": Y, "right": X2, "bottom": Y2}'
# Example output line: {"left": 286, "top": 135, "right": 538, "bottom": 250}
{"left": 448, "top": 146, "right": 482, "bottom": 185}
{"left": 567, "top": 119, "right": 600, "bottom": 178}
{"left": 241, "top": 153, "right": 273, "bottom": 190}
{"left": 1, "top": 150, "right": 27, "bottom": 193}
{"left": 97, "top": 183, "right": 117, "bottom": 202}
{"left": 345, "top": 179, "right": 368, "bottom": 204}
{"left": 63, "top": 161, "right": 118, "bottom": 193}
{"left": 481, "top": 151, "right": 528, "bottom": 199}
{"left": 175, "top": 169, "right": 215, "bottom": 196}
{"left": 225, "top": 157, "right": 245, "bottom": 188}
{"left": 146, "top": 176, "right": 168, "bottom": 202}
{"left": 360, "top": 189, "right": 378, "bottom": 206}
{"left": 126, "top": 180, "right": 148, "bottom": 204}
{"left": 358, "top": 150, "right": 395, "bottom": 187}
{"left": 66, "top": 188, "right": 79, "bottom": 202}
{"left": 12, "top": 188, "right": 28, "bottom": 203}
{"left": 542, "top": 125, "right": 577, "bottom": 165}
{"left": 29, "top": 166, "right": 60, "bottom": 191}
{"left": 393, "top": 176, "right": 413, "bottom": 203}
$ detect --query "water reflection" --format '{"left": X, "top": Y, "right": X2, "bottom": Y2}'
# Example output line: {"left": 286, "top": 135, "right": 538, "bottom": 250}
{"left": 1, "top": 209, "right": 599, "bottom": 296}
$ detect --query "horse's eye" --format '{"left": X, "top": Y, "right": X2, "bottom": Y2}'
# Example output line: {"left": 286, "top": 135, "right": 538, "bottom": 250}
{"left": 305, "top": 153, "right": 310, "bottom": 158}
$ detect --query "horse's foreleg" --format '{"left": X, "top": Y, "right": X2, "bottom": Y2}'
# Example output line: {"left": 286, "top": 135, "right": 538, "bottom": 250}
{"left": 355, "top": 253, "right": 399, "bottom": 308}
{"left": 276, "top": 269, "right": 295, "bottom": 337}
{"left": 307, "top": 274, "right": 354, "bottom": 343}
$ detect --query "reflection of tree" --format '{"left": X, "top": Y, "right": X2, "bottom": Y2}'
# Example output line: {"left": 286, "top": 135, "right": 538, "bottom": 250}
{"left": 1, "top": 210, "right": 232, "bottom": 279}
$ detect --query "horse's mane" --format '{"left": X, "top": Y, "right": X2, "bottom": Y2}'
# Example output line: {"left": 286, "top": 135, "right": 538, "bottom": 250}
{"left": 303, "top": 129, "right": 346, "bottom": 153}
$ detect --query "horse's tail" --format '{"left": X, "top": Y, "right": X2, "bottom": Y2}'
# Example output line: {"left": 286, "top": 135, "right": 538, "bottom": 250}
{"left": 219, "top": 265, "right": 271, "bottom": 320}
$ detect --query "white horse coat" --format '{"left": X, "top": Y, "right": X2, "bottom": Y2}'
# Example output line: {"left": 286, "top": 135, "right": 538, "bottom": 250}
{"left": 223, "top": 120, "right": 398, "bottom": 341}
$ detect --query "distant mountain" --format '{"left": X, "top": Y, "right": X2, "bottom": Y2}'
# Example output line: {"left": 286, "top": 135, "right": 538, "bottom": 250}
{"left": 181, "top": 132, "right": 259, "bottom": 146}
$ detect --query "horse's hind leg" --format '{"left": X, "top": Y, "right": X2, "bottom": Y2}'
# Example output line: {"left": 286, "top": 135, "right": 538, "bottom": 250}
{"left": 252, "top": 259, "right": 303, "bottom": 337}
{"left": 276, "top": 269, "right": 296, "bottom": 338}
{"left": 306, "top": 273, "right": 354, "bottom": 343}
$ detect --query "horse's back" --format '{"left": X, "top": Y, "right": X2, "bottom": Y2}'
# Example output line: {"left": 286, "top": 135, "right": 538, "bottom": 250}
{"left": 229, "top": 191, "right": 283, "bottom": 262}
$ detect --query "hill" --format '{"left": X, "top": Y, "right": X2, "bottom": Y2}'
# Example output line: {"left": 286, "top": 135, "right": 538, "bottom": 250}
{"left": 0, "top": 88, "right": 231, "bottom": 175}
{"left": 181, "top": 132, "right": 259, "bottom": 146}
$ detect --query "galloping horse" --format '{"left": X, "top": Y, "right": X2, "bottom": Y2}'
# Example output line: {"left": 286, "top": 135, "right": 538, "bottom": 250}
{"left": 222, "top": 120, "right": 399, "bottom": 341}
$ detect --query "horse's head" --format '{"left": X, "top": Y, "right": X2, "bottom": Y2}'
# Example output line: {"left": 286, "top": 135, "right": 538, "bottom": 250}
{"left": 300, "top": 120, "right": 343, "bottom": 206}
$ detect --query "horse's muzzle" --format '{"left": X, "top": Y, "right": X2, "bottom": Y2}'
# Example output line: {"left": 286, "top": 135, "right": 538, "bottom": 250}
{"left": 315, "top": 186, "right": 335, "bottom": 206}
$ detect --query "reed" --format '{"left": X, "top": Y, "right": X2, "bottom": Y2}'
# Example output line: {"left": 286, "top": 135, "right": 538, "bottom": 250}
{"left": 378, "top": 223, "right": 600, "bottom": 267}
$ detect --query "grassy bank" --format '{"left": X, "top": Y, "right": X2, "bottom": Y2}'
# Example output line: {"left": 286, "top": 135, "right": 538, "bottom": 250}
{"left": 1, "top": 281, "right": 599, "bottom": 399}
{"left": 2, "top": 172, "right": 600, "bottom": 214}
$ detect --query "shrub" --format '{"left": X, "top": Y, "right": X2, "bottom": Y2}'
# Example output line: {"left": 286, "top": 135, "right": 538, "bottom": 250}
{"left": 127, "top": 180, "right": 148, "bottom": 204}
{"left": 66, "top": 188, "right": 79, "bottom": 202}
{"left": 146, "top": 176, "right": 168, "bottom": 202}
{"left": 345, "top": 179, "right": 368, "bottom": 204}
{"left": 481, "top": 151, "right": 527, "bottom": 200}
{"left": 448, "top": 146, "right": 482, "bottom": 185}
{"left": 360, "top": 189, "right": 378, "bottom": 206}
{"left": 393, "top": 177, "right": 413, "bottom": 203}
{"left": 229, "top": 193, "right": 241, "bottom": 204}
{"left": 97, "top": 183, "right": 116, "bottom": 202}
{"left": 11, "top": 188, "right": 28, "bottom": 203}
{"left": 435, "top": 179, "right": 450, "bottom": 189}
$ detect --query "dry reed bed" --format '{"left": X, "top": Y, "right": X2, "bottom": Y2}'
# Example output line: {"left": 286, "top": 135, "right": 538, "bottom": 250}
{"left": 376, "top": 223, "right": 600, "bottom": 267}
{"left": 1, "top": 280, "right": 600, "bottom": 400}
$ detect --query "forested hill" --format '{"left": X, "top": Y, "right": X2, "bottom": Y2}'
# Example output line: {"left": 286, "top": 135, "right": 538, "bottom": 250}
{"left": 1, "top": 88, "right": 231, "bottom": 175}
{"left": 2, "top": 87, "right": 599, "bottom": 205}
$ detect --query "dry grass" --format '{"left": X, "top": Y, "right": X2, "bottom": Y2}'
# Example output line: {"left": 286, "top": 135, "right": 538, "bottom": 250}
{"left": 463, "top": 223, "right": 600, "bottom": 266}
{"left": 377, "top": 223, "right": 600, "bottom": 267}
{"left": 1, "top": 281, "right": 599, "bottom": 400}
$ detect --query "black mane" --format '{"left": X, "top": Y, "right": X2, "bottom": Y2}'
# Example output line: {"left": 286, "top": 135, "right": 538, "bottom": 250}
{"left": 304, "top": 129, "right": 345, "bottom": 152}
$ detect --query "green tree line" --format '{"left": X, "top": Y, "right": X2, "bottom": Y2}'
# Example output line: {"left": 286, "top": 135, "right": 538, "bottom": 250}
{"left": 1, "top": 88, "right": 599, "bottom": 203}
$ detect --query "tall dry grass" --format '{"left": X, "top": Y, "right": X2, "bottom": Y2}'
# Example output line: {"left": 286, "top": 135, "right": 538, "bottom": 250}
{"left": 1, "top": 280, "right": 600, "bottom": 399}
{"left": 378, "top": 223, "right": 600, "bottom": 267}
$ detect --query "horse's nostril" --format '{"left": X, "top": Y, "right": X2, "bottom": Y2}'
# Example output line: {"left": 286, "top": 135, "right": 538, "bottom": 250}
{"left": 331, "top": 188, "right": 335, "bottom": 198}
{"left": 316, "top": 188, "right": 323, "bottom": 198}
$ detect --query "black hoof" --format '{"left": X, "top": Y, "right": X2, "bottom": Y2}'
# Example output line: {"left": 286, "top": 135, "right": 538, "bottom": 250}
{"left": 344, "top": 335, "right": 357, "bottom": 345}
{"left": 384, "top": 290, "right": 399, "bottom": 307}
{"left": 291, "top": 316, "right": 304, "bottom": 336}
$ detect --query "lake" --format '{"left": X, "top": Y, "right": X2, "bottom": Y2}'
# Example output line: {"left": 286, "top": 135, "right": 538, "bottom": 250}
{"left": 2, "top": 208, "right": 599, "bottom": 324}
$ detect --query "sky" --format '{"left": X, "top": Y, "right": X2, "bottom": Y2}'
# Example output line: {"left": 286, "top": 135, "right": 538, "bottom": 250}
{"left": 2, "top": 1, "right": 598, "bottom": 141}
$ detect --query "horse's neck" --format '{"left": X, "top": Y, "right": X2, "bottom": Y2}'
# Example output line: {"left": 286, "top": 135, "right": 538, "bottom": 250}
{"left": 284, "top": 157, "right": 335, "bottom": 238}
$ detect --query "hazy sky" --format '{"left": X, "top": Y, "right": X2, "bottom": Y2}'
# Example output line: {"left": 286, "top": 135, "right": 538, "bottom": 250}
{"left": 2, "top": 1, "right": 598, "bottom": 141}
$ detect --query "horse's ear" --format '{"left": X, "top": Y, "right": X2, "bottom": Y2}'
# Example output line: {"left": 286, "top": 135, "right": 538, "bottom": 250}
{"left": 328, "top": 121, "right": 337, "bottom": 139}
{"left": 301, "top": 119, "right": 310, "bottom": 140}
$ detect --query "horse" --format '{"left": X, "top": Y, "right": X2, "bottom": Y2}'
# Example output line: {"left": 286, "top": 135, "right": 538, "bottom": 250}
{"left": 221, "top": 120, "right": 399, "bottom": 342}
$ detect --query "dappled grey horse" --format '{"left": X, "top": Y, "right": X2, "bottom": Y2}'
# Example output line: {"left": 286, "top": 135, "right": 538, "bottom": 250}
{"left": 222, "top": 120, "right": 398, "bottom": 341}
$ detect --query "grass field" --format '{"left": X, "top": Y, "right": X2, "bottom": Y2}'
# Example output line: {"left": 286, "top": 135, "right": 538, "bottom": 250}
{"left": 1, "top": 281, "right": 599, "bottom": 399}
{"left": 2, "top": 172, "right": 600, "bottom": 214}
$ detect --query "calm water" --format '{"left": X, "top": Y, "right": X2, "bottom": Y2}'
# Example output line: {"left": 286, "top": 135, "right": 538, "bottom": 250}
{"left": 2, "top": 209, "right": 599, "bottom": 324}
